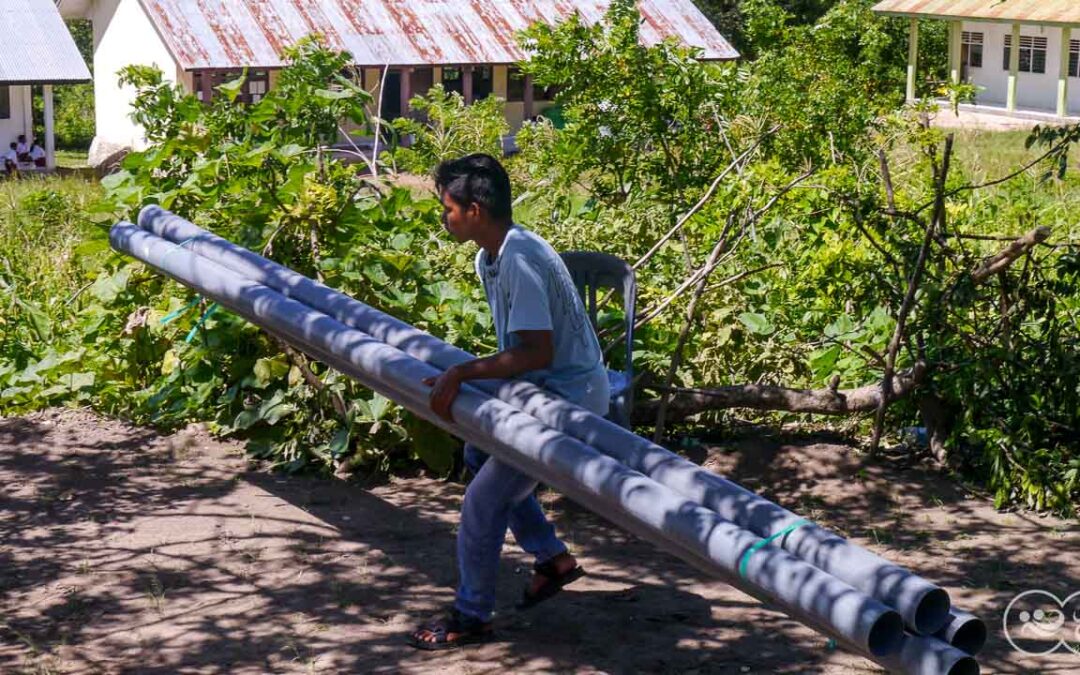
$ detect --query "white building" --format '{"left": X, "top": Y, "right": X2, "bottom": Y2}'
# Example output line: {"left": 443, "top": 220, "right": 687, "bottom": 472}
{"left": 0, "top": 0, "right": 92, "bottom": 170}
{"left": 873, "top": 0, "right": 1080, "bottom": 119}
{"left": 58, "top": 0, "right": 737, "bottom": 166}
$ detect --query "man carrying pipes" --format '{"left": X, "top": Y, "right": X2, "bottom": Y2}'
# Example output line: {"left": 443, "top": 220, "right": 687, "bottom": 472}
{"left": 409, "top": 154, "right": 611, "bottom": 650}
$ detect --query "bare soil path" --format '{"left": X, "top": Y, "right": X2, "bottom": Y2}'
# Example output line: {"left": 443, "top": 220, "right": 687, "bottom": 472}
{"left": 1, "top": 408, "right": 1077, "bottom": 673}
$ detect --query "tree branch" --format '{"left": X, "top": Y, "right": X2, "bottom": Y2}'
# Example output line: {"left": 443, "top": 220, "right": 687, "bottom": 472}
{"left": 652, "top": 236, "right": 730, "bottom": 442}
{"left": 632, "top": 126, "right": 779, "bottom": 272}
{"left": 869, "top": 134, "right": 953, "bottom": 453}
{"left": 971, "top": 226, "right": 1051, "bottom": 283}
{"left": 633, "top": 362, "right": 927, "bottom": 423}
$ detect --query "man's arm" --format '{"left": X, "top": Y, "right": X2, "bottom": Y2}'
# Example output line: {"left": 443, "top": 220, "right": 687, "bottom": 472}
{"left": 423, "top": 330, "right": 553, "bottom": 422}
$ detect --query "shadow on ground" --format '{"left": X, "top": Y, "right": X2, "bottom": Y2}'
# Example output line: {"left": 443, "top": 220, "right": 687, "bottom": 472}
{"left": 0, "top": 409, "right": 1076, "bottom": 673}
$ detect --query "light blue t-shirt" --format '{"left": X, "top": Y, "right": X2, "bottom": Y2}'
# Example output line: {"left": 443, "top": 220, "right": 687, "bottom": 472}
{"left": 476, "top": 225, "right": 610, "bottom": 414}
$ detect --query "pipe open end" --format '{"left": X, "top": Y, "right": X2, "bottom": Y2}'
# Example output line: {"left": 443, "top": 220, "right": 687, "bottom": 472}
{"left": 947, "top": 655, "right": 980, "bottom": 675}
{"left": 950, "top": 618, "right": 988, "bottom": 656}
{"left": 137, "top": 204, "right": 165, "bottom": 229}
{"left": 915, "top": 588, "right": 952, "bottom": 635}
{"left": 868, "top": 610, "right": 906, "bottom": 657}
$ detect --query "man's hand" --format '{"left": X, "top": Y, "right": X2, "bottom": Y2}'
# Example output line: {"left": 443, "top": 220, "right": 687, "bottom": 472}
{"left": 421, "top": 333, "right": 552, "bottom": 424}
{"left": 423, "top": 366, "right": 463, "bottom": 423}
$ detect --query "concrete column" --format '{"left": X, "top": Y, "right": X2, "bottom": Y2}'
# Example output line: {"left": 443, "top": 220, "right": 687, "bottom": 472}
{"left": 523, "top": 74, "right": 534, "bottom": 119}
{"left": 1059, "top": 27, "right": 1071, "bottom": 117}
{"left": 363, "top": 68, "right": 380, "bottom": 97}
{"left": 400, "top": 67, "right": 413, "bottom": 118}
{"left": 200, "top": 70, "right": 213, "bottom": 103}
{"left": 493, "top": 65, "right": 508, "bottom": 100}
{"left": 463, "top": 66, "right": 474, "bottom": 105}
{"left": 906, "top": 18, "right": 919, "bottom": 102}
{"left": 1007, "top": 23, "right": 1020, "bottom": 112}
{"left": 43, "top": 85, "right": 55, "bottom": 170}
{"left": 949, "top": 21, "right": 962, "bottom": 84}
{"left": 22, "top": 85, "right": 32, "bottom": 138}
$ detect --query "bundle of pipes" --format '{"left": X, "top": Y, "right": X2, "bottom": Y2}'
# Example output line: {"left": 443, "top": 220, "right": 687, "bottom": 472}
{"left": 110, "top": 208, "right": 988, "bottom": 675}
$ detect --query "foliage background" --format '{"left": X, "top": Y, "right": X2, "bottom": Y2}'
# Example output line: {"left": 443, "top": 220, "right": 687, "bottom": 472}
{"left": 1, "top": 1, "right": 1077, "bottom": 514}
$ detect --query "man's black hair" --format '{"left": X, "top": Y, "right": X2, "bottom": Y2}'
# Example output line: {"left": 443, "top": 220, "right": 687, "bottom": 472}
{"left": 435, "top": 153, "right": 513, "bottom": 224}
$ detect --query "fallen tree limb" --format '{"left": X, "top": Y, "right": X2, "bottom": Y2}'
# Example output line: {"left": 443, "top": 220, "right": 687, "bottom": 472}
{"left": 632, "top": 362, "right": 927, "bottom": 424}
{"left": 971, "top": 225, "right": 1051, "bottom": 283}
{"left": 633, "top": 224, "right": 1051, "bottom": 427}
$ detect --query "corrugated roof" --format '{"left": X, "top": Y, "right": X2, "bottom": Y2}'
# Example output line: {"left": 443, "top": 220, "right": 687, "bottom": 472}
{"left": 872, "top": 0, "right": 1080, "bottom": 26}
{"left": 136, "top": 0, "right": 738, "bottom": 71}
{"left": 0, "top": 0, "right": 91, "bottom": 84}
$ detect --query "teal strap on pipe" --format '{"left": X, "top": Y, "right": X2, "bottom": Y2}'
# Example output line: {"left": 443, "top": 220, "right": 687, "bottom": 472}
{"left": 158, "top": 296, "right": 200, "bottom": 327}
{"left": 738, "top": 519, "right": 810, "bottom": 578}
{"left": 157, "top": 237, "right": 202, "bottom": 328}
{"left": 159, "top": 236, "right": 198, "bottom": 265}
{"left": 185, "top": 303, "right": 219, "bottom": 343}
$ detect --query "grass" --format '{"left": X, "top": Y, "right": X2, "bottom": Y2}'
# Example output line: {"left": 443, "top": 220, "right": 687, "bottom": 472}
{"left": 0, "top": 175, "right": 105, "bottom": 305}
{"left": 891, "top": 127, "right": 1080, "bottom": 242}
{"left": 54, "top": 149, "right": 90, "bottom": 170}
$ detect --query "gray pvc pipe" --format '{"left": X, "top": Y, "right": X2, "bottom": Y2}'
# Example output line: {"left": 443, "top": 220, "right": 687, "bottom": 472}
{"left": 137, "top": 205, "right": 951, "bottom": 636}
{"left": 934, "top": 611, "right": 987, "bottom": 656}
{"left": 111, "top": 221, "right": 906, "bottom": 660}
{"left": 881, "top": 634, "right": 980, "bottom": 675}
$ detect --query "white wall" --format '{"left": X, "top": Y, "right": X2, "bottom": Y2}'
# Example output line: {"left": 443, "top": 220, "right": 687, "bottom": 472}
{"left": 89, "top": 0, "right": 179, "bottom": 150}
{"left": 963, "top": 21, "right": 1078, "bottom": 114}
{"left": 0, "top": 86, "right": 34, "bottom": 150}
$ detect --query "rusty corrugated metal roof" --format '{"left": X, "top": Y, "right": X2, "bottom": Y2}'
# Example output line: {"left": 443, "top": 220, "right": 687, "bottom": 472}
{"left": 137, "top": 0, "right": 739, "bottom": 71}
{"left": 0, "top": 0, "right": 91, "bottom": 84}
{"left": 872, "top": 0, "right": 1080, "bottom": 26}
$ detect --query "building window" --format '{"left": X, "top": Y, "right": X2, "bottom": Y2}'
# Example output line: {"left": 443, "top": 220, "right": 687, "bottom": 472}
{"left": 0, "top": 87, "right": 9, "bottom": 119}
{"left": 962, "top": 32, "right": 983, "bottom": 69}
{"left": 506, "top": 67, "right": 559, "bottom": 102}
{"left": 193, "top": 70, "right": 271, "bottom": 104}
{"left": 442, "top": 67, "right": 463, "bottom": 96}
{"left": 473, "top": 66, "right": 493, "bottom": 100}
{"left": 507, "top": 67, "right": 526, "bottom": 102}
{"left": 247, "top": 70, "right": 269, "bottom": 103}
{"left": 1003, "top": 35, "right": 1048, "bottom": 74}
{"left": 1070, "top": 39, "right": 1080, "bottom": 78}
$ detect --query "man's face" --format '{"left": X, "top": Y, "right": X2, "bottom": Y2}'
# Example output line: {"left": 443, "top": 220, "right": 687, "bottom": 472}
{"left": 440, "top": 190, "right": 480, "bottom": 243}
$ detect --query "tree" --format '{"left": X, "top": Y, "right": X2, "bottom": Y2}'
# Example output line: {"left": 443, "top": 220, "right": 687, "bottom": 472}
{"left": 33, "top": 20, "right": 96, "bottom": 150}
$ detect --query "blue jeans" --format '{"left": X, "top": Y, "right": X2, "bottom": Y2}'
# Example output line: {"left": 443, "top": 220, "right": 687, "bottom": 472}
{"left": 454, "top": 372, "right": 610, "bottom": 621}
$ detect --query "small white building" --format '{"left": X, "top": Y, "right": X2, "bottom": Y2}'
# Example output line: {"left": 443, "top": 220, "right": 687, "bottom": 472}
{"left": 873, "top": 0, "right": 1080, "bottom": 118}
{"left": 0, "top": 0, "right": 92, "bottom": 170}
{"left": 58, "top": 0, "right": 737, "bottom": 165}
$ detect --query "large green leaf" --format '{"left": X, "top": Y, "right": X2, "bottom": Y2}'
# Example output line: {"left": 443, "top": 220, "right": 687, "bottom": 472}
{"left": 15, "top": 298, "right": 52, "bottom": 341}
{"left": 90, "top": 266, "right": 132, "bottom": 304}
{"left": 253, "top": 356, "right": 290, "bottom": 388}
{"left": 737, "top": 312, "right": 774, "bottom": 336}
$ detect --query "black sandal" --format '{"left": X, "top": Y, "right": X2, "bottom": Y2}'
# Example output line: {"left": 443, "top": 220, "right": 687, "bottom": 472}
{"left": 407, "top": 608, "right": 494, "bottom": 651}
{"left": 517, "top": 556, "right": 586, "bottom": 609}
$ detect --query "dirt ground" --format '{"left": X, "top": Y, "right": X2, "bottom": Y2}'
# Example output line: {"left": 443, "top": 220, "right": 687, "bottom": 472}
{"left": 1, "top": 408, "right": 1077, "bottom": 674}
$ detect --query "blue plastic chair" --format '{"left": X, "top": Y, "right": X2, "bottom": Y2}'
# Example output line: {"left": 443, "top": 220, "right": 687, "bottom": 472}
{"left": 559, "top": 251, "right": 637, "bottom": 428}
